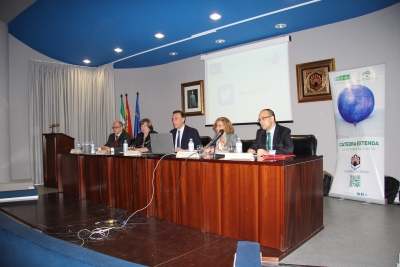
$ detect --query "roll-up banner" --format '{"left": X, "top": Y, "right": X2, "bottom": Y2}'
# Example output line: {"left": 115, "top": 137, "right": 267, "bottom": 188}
{"left": 328, "top": 64, "right": 385, "bottom": 205}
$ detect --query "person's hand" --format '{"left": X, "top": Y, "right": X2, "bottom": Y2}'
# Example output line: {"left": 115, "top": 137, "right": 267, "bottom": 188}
{"left": 257, "top": 149, "right": 270, "bottom": 157}
{"left": 136, "top": 147, "right": 149, "bottom": 152}
{"left": 247, "top": 148, "right": 256, "bottom": 154}
{"left": 101, "top": 146, "right": 111, "bottom": 152}
{"left": 174, "top": 147, "right": 182, "bottom": 152}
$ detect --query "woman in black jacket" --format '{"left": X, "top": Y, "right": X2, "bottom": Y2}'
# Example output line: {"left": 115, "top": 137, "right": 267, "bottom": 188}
{"left": 132, "top": 118, "right": 157, "bottom": 152}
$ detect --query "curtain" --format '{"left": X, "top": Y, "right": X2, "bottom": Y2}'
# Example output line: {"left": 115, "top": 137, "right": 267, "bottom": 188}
{"left": 29, "top": 61, "right": 115, "bottom": 184}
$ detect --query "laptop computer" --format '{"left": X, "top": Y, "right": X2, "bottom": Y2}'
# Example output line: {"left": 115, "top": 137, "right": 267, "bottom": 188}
{"left": 142, "top": 133, "right": 175, "bottom": 155}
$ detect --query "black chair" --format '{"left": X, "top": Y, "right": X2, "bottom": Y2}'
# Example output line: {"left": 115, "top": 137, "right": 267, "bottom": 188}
{"left": 291, "top": 135, "right": 317, "bottom": 156}
{"left": 200, "top": 136, "right": 212, "bottom": 147}
{"left": 241, "top": 139, "right": 254, "bottom": 152}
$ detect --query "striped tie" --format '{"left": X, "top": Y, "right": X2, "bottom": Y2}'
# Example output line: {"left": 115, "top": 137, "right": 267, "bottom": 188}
{"left": 266, "top": 132, "right": 271, "bottom": 150}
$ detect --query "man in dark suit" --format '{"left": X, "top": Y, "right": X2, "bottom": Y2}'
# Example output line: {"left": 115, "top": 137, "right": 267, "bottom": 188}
{"left": 248, "top": 109, "right": 294, "bottom": 155}
{"left": 170, "top": 110, "right": 202, "bottom": 152}
{"left": 101, "top": 120, "right": 131, "bottom": 153}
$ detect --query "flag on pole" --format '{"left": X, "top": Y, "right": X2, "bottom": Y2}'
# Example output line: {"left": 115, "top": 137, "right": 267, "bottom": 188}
{"left": 125, "top": 94, "right": 133, "bottom": 138}
{"left": 119, "top": 95, "right": 126, "bottom": 125}
{"left": 134, "top": 92, "right": 141, "bottom": 138}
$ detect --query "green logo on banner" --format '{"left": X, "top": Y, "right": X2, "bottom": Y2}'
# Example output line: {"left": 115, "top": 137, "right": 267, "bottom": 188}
{"left": 335, "top": 74, "right": 350, "bottom": 81}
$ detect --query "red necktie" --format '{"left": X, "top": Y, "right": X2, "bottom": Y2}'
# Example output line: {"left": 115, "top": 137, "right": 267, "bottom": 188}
{"left": 114, "top": 135, "right": 119, "bottom": 147}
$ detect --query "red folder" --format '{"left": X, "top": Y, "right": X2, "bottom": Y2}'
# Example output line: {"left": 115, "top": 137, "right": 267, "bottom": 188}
{"left": 261, "top": 154, "right": 296, "bottom": 160}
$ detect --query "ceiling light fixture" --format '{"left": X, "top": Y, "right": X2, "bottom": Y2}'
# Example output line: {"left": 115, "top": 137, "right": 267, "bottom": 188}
{"left": 83, "top": 59, "right": 91, "bottom": 64}
{"left": 275, "top": 23, "right": 286, "bottom": 29}
{"left": 169, "top": 52, "right": 178, "bottom": 56}
{"left": 215, "top": 39, "right": 225, "bottom": 44}
{"left": 114, "top": 48, "right": 123, "bottom": 53}
{"left": 155, "top": 33, "right": 164, "bottom": 39}
{"left": 210, "top": 13, "right": 222, "bottom": 20}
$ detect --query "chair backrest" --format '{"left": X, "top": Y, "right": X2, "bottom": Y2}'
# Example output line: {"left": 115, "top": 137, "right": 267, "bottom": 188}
{"left": 240, "top": 139, "right": 254, "bottom": 152}
{"left": 290, "top": 135, "right": 317, "bottom": 156}
{"left": 200, "top": 136, "right": 212, "bottom": 147}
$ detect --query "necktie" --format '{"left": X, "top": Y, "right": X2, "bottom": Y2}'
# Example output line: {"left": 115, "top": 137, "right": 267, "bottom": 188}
{"left": 266, "top": 132, "right": 272, "bottom": 150}
{"left": 114, "top": 135, "right": 119, "bottom": 147}
{"left": 177, "top": 130, "right": 181, "bottom": 148}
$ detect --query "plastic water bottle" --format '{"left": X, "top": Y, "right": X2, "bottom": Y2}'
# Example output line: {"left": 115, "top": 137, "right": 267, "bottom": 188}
{"left": 76, "top": 140, "right": 81, "bottom": 150}
{"left": 90, "top": 140, "right": 95, "bottom": 154}
{"left": 123, "top": 140, "right": 128, "bottom": 152}
{"left": 188, "top": 138, "right": 194, "bottom": 152}
{"left": 235, "top": 138, "right": 242, "bottom": 153}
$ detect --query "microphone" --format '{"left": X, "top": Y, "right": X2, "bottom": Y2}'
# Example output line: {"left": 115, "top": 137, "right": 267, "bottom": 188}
{"left": 206, "top": 129, "right": 224, "bottom": 147}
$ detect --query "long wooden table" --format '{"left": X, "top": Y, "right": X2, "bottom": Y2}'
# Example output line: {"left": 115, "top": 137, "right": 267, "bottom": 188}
{"left": 57, "top": 153, "right": 323, "bottom": 252}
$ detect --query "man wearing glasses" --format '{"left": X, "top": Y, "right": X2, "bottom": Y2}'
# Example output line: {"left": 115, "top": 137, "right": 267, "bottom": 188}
{"left": 101, "top": 121, "right": 131, "bottom": 152}
{"left": 248, "top": 109, "right": 294, "bottom": 155}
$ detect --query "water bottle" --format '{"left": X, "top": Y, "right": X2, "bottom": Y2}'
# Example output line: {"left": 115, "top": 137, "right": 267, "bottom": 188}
{"left": 76, "top": 140, "right": 81, "bottom": 150}
{"left": 235, "top": 138, "right": 242, "bottom": 153}
{"left": 90, "top": 140, "right": 95, "bottom": 154}
{"left": 123, "top": 140, "right": 128, "bottom": 152}
{"left": 188, "top": 138, "right": 194, "bottom": 152}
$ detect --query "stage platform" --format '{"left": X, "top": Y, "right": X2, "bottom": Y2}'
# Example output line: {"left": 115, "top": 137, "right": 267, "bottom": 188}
{"left": 0, "top": 192, "right": 300, "bottom": 267}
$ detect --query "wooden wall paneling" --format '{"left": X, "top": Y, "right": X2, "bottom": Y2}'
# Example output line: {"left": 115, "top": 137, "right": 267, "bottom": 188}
{"left": 103, "top": 156, "right": 115, "bottom": 207}
{"left": 257, "top": 164, "right": 285, "bottom": 250}
{"left": 237, "top": 162, "right": 259, "bottom": 242}
{"left": 153, "top": 158, "right": 181, "bottom": 222}
{"left": 283, "top": 158, "right": 324, "bottom": 251}
{"left": 203, "top": 160, "right": 222, "bottom": 234}
{"left": 220, "top": 162, "right": 241, "bottom": 238}
{"left": 176, "top": 159, "right": 204, "bottom": 229}
{"left": 58, "top": 154, "right": 79, "bottom": 197}
{"left": 143, "top": 157, "right": 157, "bottom": 217}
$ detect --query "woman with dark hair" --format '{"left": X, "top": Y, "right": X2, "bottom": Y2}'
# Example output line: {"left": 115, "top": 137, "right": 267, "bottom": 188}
{"left": 132, "top": 118, "right": 157, "bottom": 152}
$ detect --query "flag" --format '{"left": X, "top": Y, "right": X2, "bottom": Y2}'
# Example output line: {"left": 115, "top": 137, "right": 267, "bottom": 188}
{"left": 119, "top": 95, "right": 126, "bottom": 125}
{"left": 134, "top": 93, "right": 141, "bottom": 138}
{"left": 125, "top": 94, "right": 133, "bottom": 138}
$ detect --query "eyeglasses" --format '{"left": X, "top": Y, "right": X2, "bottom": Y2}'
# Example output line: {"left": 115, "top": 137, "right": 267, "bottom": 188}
{"left": 111, "top": 126, "right": 122, "bottom": 129}
{"left": 257, "top": 115, "right": 273, "bottom": 122}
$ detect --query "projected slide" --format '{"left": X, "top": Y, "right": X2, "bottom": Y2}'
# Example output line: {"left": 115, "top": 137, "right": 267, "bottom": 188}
{"left": 203, "top": 37, "right": 292, "bottom": 125}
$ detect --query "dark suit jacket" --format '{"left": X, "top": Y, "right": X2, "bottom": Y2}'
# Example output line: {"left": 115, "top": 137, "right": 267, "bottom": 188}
{"left": 250, "top": 124, "right": 294, "bottom": 154}
{"left": 104, "top": 131, "right": 131, "bottom": 152}
{"left": 170, "top": 125, "right": 202, "bottom": 149}
{"left": 132, "top": 131, "right": 158, "bottom": 151}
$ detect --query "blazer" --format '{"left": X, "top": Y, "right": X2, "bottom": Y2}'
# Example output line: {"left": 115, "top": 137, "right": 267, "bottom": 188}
{"left": 132, "top": 131, "right": 158, "bottom": 151}
{"left": 170, "top": 125, "right": 202, "bottom": 149}
{"left": 104, "top": 131, "right": 131, "bottom": 152}
{"left": 215, "top": 133, "right": 238, "bottom": 148}
{"left": 250, "top": 124, "right": 294, "bottom": 155}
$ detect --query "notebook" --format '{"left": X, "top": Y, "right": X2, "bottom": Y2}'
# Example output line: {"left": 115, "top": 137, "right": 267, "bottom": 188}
{"left": 143, "top": 133, "right": 175, "bottom": 155}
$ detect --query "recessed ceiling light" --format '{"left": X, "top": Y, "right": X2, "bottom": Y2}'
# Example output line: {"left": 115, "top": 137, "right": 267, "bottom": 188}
{"left": 210, "top": 13, "right": 222, "bottom": 20}
{"left": 155, "top": 33, "right": 165, "bottom": 39}
{"left": 114, "top": 48, "right": 123, "bottom": 53}
{"left": 275, "top": 23, "right": 286, "bottom": 29}
{"left": 169, "top": 52, "right": 178, "bottom": 56}
{"left": 83, "top": 59, "right": 91, "bottom": 64}
{"left": 215, "top": 39, "right": 225, "bottom": 44}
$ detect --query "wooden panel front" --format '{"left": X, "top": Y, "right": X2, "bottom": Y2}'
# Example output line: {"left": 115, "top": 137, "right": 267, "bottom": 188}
{"left": 57, "top": 154, "right": 323, "bottom": 252}
{"left": 283, "top": 158, "right": 323, "bottom": 251}
{"left": 83, "top": 155, "right": 114, "bottom": 207}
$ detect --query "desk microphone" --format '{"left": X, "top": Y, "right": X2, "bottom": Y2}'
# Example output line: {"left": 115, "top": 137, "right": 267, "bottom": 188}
{"left": 206, "top": 129, "right": 224, "bottom": 147}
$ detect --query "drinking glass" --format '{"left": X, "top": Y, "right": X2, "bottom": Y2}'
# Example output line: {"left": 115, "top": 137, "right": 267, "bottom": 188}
{"left": 196, "top": 145, "right": 203, "bottom": 153}
{"left": 228, "top": 145, "right": 235, "bottom": 153}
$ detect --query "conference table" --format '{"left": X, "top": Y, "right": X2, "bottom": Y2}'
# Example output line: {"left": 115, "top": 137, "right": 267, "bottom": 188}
{"left": 57, "top": 153, "right": 323, "bottom": 252}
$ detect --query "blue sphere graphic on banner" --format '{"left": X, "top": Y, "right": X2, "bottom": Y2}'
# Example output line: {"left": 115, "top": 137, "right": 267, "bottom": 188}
{"left": 337, "top": 85, "right": 375, "bottom": 123}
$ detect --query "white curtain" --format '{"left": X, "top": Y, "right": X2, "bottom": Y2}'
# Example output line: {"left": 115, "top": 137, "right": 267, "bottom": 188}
{"left": 29, "top": 61, "right": 115, "bottom": 184}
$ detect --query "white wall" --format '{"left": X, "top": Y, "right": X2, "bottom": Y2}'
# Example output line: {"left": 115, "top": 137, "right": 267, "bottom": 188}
{"left": 9, "top": 3, "right": 400, "bottom": 181}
